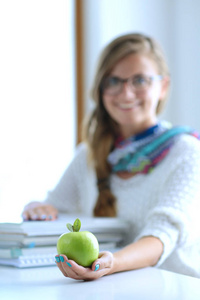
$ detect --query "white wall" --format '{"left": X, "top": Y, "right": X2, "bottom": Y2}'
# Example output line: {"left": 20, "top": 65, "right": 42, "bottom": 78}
{"left": 0, "top": 0, "right": 76, "bottom": 220}
{"left": 83, "top": 0, "right": 200, "bottom": 131}
{"left": 172, "top": 0, "right": 200, "bottom": 128}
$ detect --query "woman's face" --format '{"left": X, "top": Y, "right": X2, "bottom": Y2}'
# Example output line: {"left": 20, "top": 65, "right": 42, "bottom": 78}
{"left": 102, "top": 53, "right": 168, "bottom": 138}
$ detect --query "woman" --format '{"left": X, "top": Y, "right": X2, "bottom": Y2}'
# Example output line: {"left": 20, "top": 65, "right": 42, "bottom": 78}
{"left": 22, "top": 33, "right": 200, "bottom": 279}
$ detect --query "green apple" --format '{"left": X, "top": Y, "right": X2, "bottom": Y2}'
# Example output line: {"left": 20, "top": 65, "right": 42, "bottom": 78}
{"left": 57, "top": 218, "right": 99, "bottom": 267}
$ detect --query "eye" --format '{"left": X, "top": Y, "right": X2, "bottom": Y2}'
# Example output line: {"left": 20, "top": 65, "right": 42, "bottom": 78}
{"left": 132, "top": 76, "right": 148, "bottom": 87}
{"left": 104, "top": 77, "right": 120, "bottom": 88}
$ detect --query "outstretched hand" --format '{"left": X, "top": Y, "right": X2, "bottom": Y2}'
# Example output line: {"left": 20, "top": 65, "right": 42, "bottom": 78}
{"left": 55, "top": 251, "right": 114, "bottom": 281}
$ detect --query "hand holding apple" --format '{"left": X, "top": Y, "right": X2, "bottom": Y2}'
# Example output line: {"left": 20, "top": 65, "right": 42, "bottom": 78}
{"left": 57, "top": 218, "right": 99, "bottom": 267}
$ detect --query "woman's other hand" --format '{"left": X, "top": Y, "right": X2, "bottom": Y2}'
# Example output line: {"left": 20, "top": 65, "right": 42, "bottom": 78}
{"left": 22, "top": 201, "right": 58, "bottom": 221}
{"left": 55, "top": 251, "right": 114, "bottom": 281}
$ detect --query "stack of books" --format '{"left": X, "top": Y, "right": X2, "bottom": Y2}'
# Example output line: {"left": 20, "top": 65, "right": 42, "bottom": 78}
{"left": 0, "top": 214, "right": 131, "bottom": 268}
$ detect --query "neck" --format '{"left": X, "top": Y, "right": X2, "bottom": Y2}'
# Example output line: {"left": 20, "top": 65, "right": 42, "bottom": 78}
{"left": 119, "top": 120, "right": 158, "bottom": 139}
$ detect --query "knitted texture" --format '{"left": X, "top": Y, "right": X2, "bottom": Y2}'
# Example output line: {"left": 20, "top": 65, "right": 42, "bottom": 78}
{"left": 45, "top": 134, "right": 200, "bottom": 277}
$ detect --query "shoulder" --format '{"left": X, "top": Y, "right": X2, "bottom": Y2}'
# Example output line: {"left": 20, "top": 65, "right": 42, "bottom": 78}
{"left": 74, "top": 142, "right": 88, "bottom": 156}
{"left": 64, "top": 143, "right": 88, "bottom": 171}
{"left": 163, "top": 133, "right": 200, "bottom": 174}
{"left": 172, "top": 133, "right": 200, "bottom": 158}
{"left": 69, "top": 142, "right": 93, "bottom": 171}
{"left": 72, "top": 142, "right": 88, "bottom": 161}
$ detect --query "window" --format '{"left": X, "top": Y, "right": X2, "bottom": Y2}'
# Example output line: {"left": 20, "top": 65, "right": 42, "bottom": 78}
{"left": 0, "top": 0, "right": 76, "bottom": 220}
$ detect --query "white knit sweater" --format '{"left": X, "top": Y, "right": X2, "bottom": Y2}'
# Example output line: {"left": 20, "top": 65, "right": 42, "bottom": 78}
{"left": 45, "top": 134, "right": 200, "bottom": 277}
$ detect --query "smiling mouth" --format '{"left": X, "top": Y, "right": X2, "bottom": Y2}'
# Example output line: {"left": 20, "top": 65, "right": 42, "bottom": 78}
{"left": 118, "top": 102, "right": 140, "bottom": 110}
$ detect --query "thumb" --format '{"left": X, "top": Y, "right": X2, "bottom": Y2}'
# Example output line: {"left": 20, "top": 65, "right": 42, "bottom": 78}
{"left": 91, "top": 251, "right": 113, "bottom": 272}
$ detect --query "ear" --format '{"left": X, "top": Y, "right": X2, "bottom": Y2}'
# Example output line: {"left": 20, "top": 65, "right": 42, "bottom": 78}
{"left": 160, "top": 76, "right": 170, "bottom": 100}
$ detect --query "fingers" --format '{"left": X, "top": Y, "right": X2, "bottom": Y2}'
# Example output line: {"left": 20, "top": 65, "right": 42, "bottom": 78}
{"left": 55, "top": 251, "right": 114, "bottom": 281}
{"left": 55, "top": 254, "right": 87, "bottom": 280}
{"left": 55, "top": 255, "right": 70, "bottom": 278}
{"left": 22, "top": 202, "right": 58, "bottom": 221}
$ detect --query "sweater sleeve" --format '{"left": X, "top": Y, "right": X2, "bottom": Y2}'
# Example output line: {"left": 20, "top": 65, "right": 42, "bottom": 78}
{"left": 134, "top": 135, "right": 200, "bottom": 266}
{"left": 43, "top": 143, "right": 88, "bottom": 213}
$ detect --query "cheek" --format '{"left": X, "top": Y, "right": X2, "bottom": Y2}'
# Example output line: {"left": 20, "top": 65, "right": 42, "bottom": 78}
{"left": 146, "top": 88, "right": 162, "bottom": 107}
{"left": 153, "top": 84, "right": 163, "bottom": 99}
{"left": 102, "top": 96, "right": 112, "bottom": 111}
{"left": 102, "top": 96, "right": 119, "bottom": 121}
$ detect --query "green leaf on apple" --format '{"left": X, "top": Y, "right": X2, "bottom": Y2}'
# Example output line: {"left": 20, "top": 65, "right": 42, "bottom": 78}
{"left": 67, "top": 218, "right": 81, "bottom": 232}
{"left": 67, "top": 223, "right": 73, "bottom": 232}
{"left": 73, "top": 218, "right": 81, "bottom": 232}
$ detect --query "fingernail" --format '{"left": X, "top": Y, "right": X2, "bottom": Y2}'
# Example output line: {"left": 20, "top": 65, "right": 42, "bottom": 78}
{"left": 41, "top": 214, "right": 46, "bottom": 220}
{"left": 48, "top": 215, "right": 52, "bottom": 220}
{"left": 55, "top": 256, "right": 60, "bottom": 263}
{"left": 60, "top": 256, "right": 64, "bottom": 262}
{"left": 66, "top": 262, "right": 72, "bottom": 267}
{"left": 94, "top": 264, "right": 99, "bottom": 272}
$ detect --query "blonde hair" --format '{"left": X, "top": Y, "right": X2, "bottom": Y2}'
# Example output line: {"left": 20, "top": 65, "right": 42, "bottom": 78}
{"left": 82, "top": 33, "right": 170, "bottom": 217}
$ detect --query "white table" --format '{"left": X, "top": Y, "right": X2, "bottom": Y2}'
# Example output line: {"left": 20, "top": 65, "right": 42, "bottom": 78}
{"left": 0, "top": 265, "right": 199, "bottom": 300}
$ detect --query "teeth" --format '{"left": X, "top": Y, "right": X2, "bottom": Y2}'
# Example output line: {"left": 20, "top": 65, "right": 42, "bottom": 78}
{"left": 119, "top": 103, "right": 135, "bottom": 109}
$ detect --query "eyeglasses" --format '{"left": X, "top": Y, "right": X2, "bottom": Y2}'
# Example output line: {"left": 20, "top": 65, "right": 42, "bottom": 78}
{"left": 101, "top": 74, "right": 163, "bottom": 96}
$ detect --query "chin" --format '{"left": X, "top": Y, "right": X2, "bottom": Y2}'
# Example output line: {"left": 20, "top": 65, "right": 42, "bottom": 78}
{"left": 118, "top": 118, "right": 141, "bottom": 127}
{"left": 118, "top": 119, "right": 149, "bottom": 136}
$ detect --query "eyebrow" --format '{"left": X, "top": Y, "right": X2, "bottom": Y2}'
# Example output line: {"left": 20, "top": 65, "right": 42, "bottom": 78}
{"left": 107, "top": 73, "right": 148, "bottom": 79}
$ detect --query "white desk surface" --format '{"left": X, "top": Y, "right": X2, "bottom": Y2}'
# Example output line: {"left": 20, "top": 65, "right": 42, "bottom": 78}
{"left": 0, "top": 265, "right": 199, "bottom": 300}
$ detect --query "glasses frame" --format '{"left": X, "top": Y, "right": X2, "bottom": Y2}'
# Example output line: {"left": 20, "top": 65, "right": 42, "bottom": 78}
{"left": 101, "top": 74, "right": 163, "bottom": 96}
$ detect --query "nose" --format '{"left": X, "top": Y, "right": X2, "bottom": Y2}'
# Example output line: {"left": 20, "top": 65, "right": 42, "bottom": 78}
{"left": 120, "top": 82, "right": 136, "bottom": 98}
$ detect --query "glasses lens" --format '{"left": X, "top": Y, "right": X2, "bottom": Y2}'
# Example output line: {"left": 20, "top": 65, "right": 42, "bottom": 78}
{"left": 131, "top": 76, "right": 149, "bottom": 90}
{"left": 102, "top": 77, "right": 121, "bottom": 95}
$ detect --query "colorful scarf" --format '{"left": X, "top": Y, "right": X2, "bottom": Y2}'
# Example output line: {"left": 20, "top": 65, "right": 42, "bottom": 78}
{"left": 108, "top": 121, "right": 200, "bottom": 175}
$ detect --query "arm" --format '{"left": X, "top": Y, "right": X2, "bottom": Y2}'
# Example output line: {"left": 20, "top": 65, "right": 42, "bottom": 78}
{"left": 55, "top": 236, "right": 163, "bottom": 280}
{"left": 109, "top": 236, "right": 163, "bottom": 273}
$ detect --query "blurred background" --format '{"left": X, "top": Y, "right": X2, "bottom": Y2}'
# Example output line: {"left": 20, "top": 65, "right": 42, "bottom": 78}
{"left": 0, "top": 0, "right": 200, "bottom": 220}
